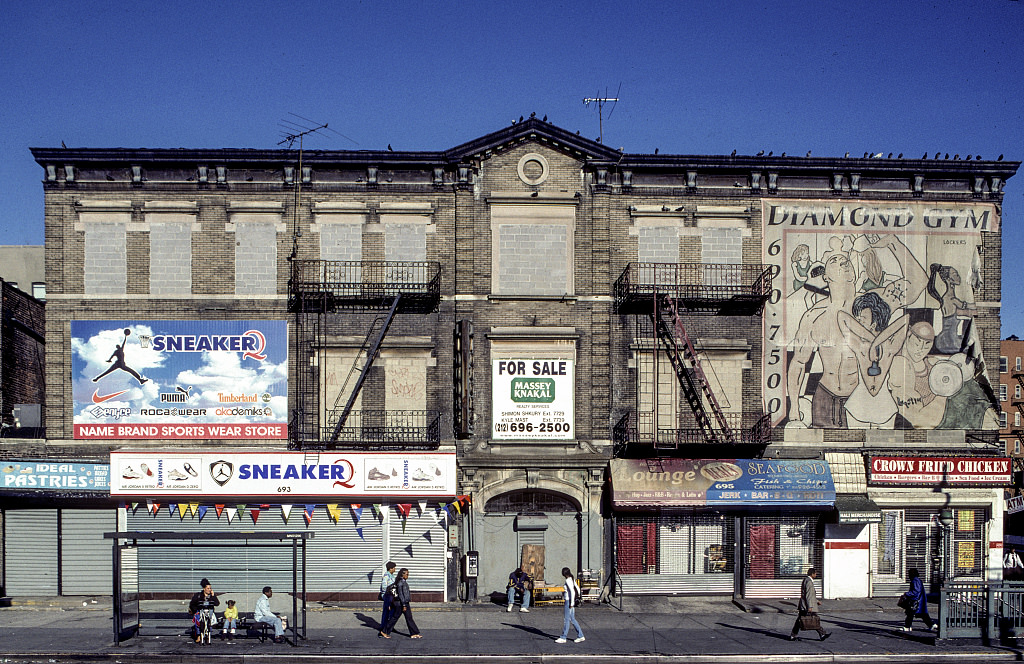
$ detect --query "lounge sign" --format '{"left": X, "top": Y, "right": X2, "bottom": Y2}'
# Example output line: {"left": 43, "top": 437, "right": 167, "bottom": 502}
{"left": 868, "top": 456, "right": 1010, "bottom": 486}
{"left": 610, "top": 458, "right": 835, "bottom": 508}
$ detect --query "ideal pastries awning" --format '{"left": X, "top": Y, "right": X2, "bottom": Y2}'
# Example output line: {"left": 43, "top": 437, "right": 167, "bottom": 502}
{"left": 610, "top": 458, "right": 835, "bottom": 509}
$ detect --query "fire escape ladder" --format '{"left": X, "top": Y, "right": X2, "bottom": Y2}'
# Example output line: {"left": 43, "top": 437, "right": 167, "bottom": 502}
{"left": 1016, "top": 374, "right": 1024, "bottom": 394}
{"left": 650, "top": 294, "right": 733, "bottom": 444}
{"left": 329, "top": 295, "right": 402, "bottom": 444}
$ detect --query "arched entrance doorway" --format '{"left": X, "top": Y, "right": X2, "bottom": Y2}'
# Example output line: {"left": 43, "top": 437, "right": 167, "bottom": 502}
{"left": 478, "top": 489, "right": 581, "bottom": 600}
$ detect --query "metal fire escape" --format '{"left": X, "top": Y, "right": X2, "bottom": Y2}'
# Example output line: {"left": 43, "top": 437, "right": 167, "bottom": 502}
{"left": 613, "top": 262, "right": 773, "bottom": 456}
{"left": 1012, "top": 366, "right": 1024, "bottom": 488}
{"left": 288, "top": 260, "right": 441, "bottom": 451}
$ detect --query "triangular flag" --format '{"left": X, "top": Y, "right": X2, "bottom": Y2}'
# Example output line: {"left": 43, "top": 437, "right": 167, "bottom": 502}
{"left": 225, "top": 506, "right": 237, "bottom": 523}
{"left": 236, "top": 504, "right": 247, "bottom": 519}
{"left": 168, "top": 504, "right": 177, "bottom": 516}
{"left": 146, "top": 500, "right": 155, "bottom": 514}
{"left": 396, "top": 503, "right": 411, "bottom": 519}
{"left": 188, "top": 502, "right": 199, "bottom": 516}
{"left": 371, "top": 504, "right": 381, "bottom": 518}
{"left": 404, "top": 543, "right": 414, "bottom": 556}
{"left": 281, "top": 504, "right": 293, "bottom": 523}
{"left": 215, "top": 504, "right": 225, "bottom": 518}
{"left": 356, "top": 527, "right": 364, "bottom": 540}
{"left": 250, "top": 507, "right": 261, "bottom": 524}
{"left": 351, "top": 506, "right": 364, "bottom": 525}
{"left": 197, "top": 505, "right": 208, "bottom": 521}
{"left": 417, "top": 500, "right": 427, "bottom": 515}
{"left": 422, "top": 530, "right": 432, "bottom": 544}
{"left": 304, "top": 504, "right": 316, "bottom": 525}
{"left": 130, "top": 502, "right": 140, "bottom": 512}
{"left": 177, "top": 503, "right": 188, "bottom": 520}
{"left": 327, "top": 504, "right": 341, "bottom": 523}
{"left": 350, "top": 503, "right": 361, "bottom": 510}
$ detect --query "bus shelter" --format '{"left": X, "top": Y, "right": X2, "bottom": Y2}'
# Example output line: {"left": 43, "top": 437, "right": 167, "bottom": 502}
{"left": 104, "top": 531, "right": 313, "bottom": 645}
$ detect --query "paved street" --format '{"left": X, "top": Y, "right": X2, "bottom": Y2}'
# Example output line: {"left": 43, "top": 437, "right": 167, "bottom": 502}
{"left": 2, "top": 595, "right": 1024, "bottom": 663}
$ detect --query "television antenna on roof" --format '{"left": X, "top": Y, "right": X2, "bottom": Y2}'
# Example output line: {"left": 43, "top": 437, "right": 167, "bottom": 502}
{"left": 583, "top": 84, "right": 621, "bottom": 144}
{"left": 277, "top": 114, "right": 357, "bottom": 258}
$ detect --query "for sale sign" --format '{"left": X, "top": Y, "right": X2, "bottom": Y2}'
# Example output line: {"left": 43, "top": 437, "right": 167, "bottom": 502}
{"left": 492, "top": 359, "right": 574, "bottom": 439}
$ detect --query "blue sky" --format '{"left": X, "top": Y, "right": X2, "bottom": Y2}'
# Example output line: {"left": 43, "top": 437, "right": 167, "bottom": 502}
{"left": 2, "top": 1, "right": 1022, "bottom": 331}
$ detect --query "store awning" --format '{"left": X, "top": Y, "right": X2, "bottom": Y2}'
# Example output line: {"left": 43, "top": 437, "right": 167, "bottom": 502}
{"left": 835, "top": 494, "right": 882, "bottom": 523}
{"left": 610, "top": 458, "right": 835, "bottom": 509}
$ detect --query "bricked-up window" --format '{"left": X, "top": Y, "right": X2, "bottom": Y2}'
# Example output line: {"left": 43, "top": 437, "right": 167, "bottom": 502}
{"left": 490, "top": 202, "right": 575, "bottom": 296}
{"left": 144, "top": 201, "right": 198, "bottom": 296}
{"left": 76, "top": 200, "right": 131, "bottom": 295}
{"left": 226, "top": 202, "right": 284, "bottom": 296}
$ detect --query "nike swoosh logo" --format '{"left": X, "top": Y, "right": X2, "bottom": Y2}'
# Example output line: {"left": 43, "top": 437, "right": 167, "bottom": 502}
{"left": 92, "top": 389, "right": 128, "bottom": 403}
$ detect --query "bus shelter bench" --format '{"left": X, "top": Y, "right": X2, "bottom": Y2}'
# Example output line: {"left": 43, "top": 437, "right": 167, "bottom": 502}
{"left": 237, "top": 614, "right": 275, "bottom": 642}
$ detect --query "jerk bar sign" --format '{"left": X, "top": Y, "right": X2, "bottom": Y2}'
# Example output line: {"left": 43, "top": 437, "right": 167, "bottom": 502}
{"left": 869, "top": 456, "right": 1011, "bottom": 486}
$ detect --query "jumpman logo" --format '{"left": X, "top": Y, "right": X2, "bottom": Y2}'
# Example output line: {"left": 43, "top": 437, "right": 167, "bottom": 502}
{"left": 93, "top": 329, "right": 148, "bottom": 385}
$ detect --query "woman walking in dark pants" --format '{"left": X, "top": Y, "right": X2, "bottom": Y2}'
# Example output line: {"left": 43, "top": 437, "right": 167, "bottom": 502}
{"left": 382, "top": 568, "right": 422, "bottom": 639}
{"left": 901, "top": 568, "right": 938, "bottom": 632}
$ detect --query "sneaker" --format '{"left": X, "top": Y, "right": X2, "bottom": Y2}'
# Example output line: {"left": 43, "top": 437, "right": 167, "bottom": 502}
{"left": 555, "top": 637, "right": 567, "bottom": 643}
{"left": 412, "top": 469, "right": 431, "bottom": 481}
{"left": 574, "top": 636, "right": 585, "bottom": 643}
{"left": 506, "top": 605, "right": 512, "bottom": 612}
{"left": 520, "top": 608, "right": 529, "bottom": 613}
{"left": 184, "top": 463, "right": 198, "bottom": 477}
{"left": 168, "top": 469, "right": 188, "bottom": 481}
{"left": 931, "top": 624, "right": 939, "bottom": 632}
{"left": 140, "top": 463, "right": 153, "bottom": 476}
{"left": 899, "top": 626, "right": 911, "bottom": 632}
{"left": 368, "top": 468, "right": 389, "bottom": 481}
{"left": 788, "top": 635, "right": 797, "bottom": 641}
{"left": 819, "top": 632, "right": 831, "bottom": 641}
{"left": 122, "top": 466, "right": 142, "bottom": 479}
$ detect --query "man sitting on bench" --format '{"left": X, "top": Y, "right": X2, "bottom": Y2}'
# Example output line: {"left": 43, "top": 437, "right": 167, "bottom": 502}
{"left": 506, "top": 567, "right": 531, "bottom": 613}
{"left": 254, "top": 586, "right": 286, "bottom": 643}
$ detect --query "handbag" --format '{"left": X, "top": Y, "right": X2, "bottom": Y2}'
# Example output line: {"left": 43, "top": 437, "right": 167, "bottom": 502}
{"left": 897, "top": 594, "right": 914, "bottom": 610}
{"left": 798, "top": 613, "right": 821, "bottom": 630}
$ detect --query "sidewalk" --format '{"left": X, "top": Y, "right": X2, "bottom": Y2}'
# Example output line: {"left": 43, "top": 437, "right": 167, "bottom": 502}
{"left": 2, "top": 595, "right": 1024, "bottom": 663}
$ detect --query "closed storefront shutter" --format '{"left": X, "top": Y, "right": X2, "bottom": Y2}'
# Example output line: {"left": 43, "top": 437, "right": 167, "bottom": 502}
{"left": 4, "top": 509, "right": 58, "bottom": 595}
{"left": 61, "top": 509, "right": 116, "bottom": 595}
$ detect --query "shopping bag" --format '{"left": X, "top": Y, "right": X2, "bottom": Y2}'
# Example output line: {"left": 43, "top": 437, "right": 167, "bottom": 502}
{"left": 897, "top": 594, "right": 913, "bottom": 610}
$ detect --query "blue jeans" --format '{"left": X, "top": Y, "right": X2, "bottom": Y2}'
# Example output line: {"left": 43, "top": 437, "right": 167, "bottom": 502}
{"left": 380, "top": 597, "right": 394, "bottom": 631}
{"left": 257, "top": 614, "right": 284, "bottom": 637}
{"left": 560, "top": 603, "right": 583, "bottom": 639}
{"left": 507, "top": 586, "right": 530, "bottom": 609}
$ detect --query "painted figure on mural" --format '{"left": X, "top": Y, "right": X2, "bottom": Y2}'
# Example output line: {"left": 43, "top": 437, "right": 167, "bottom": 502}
{"left": 778, "top": 223, "right": 996, "bottom": 432}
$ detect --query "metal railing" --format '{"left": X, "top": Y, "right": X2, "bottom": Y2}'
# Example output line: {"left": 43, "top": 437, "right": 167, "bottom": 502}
{"left": 290, "top": 260, "right": 441, "bottom": 312}
{"left": 319, "top": 409, "right": 440, "bottom": 450}
{"left": 939, "top": 581, "right": 1024, "bottom": 640}
{"left": 614, "top": 262, "right": 772, "bottom": 314}
{"left": 613, "top": 411, "right": 771, "bottom": 455}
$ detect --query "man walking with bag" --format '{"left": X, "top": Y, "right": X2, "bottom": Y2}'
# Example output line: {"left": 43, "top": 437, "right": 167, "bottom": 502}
{"left": 788, "top": 567, "right": 831, "bottom": 642}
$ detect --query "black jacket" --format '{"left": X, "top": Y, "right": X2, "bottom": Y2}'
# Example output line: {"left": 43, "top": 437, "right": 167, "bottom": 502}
{"left": 189, "top": 591, "right": 220, "bottom": 615}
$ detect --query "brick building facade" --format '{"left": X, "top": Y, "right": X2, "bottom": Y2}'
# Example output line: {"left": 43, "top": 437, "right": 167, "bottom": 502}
{"left": 4, "top": 120, "right": 1017, "bottom": 601}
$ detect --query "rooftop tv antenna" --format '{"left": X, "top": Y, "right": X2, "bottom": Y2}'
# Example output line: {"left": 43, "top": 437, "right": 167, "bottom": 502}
{"left": 583, "top": 84, "right": 620, "bottom": 144}
{"left": 277, "top": 114, "right": 355, "bottom": 258}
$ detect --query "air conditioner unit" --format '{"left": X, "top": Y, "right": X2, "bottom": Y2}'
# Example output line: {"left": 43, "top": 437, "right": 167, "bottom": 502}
{"left": 13, "top": 404, "right": 41, "bottom": 428}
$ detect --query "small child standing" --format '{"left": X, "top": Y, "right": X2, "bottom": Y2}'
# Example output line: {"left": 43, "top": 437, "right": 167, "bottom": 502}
{"left": 222, "top": 599, "right": 239, "bottom": 639}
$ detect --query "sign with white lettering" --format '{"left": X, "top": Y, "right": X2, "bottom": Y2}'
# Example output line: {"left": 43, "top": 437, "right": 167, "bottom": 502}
{"left": 762, "top": 199, "right": 1000, "bottom": 433}
{"left": 71, "top": 321, "right": 287, "bottom": 439}
{"left": 109, "top": 450, "right": 456, "bottom": 497}
{"left": 1, "top": 461, "right": 109, "bottom": 492}
{"left": 868, "top": 456, "right": 1011, "bottom": 485}
{"left": 491, "top": 359, "right": 574, "bottom": 439}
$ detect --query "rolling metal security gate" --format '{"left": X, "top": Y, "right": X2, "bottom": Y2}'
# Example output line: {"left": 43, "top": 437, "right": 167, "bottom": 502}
{"left": 4, "top": 509, "right": 58, "bottom": 595}
{"left": 743, "top": 514, "right": 824, "bottom": 599}
{"left": 61, "top": 509, "right": 116, "bottom": 595}
{"left": 616, "top": 513, "right": 735, "bottom": 594}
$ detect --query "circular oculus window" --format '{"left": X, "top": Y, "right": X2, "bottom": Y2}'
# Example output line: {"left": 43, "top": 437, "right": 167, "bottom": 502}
{"left": 517, "top": 152, "right": 549, "bottom": 186}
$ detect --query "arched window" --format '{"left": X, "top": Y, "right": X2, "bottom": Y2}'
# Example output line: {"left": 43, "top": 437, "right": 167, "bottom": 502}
{"left": 484, "top": 489, "right": 579, "bottom": 514}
